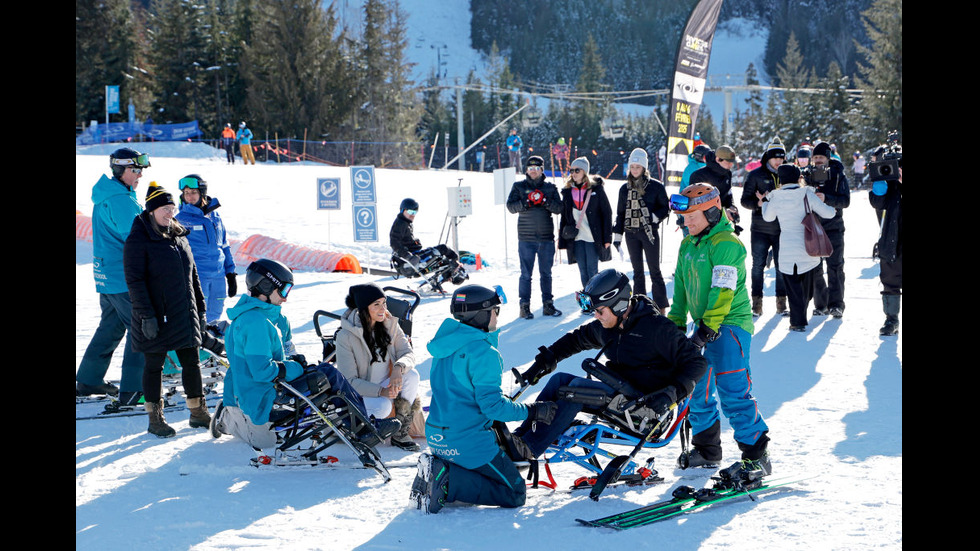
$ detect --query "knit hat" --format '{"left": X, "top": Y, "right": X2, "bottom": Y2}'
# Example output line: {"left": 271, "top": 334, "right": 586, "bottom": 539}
{"left": 762, "top": 138, "right": 786, "bottom": 160}
{"left": 570, "top": 156, "right": 590, "bottom": 174}
{"left": 812, "top": 141, "right": 832, "bottom": 158}
{"left": 627, "top": 148, "right": 649, "bottom": 170}
{"left": 715, "top": 145, "right": 736, "bottom": 162}
{"left": 777, "top": 164, "right": 802, "bottom": 184}
{"left": 144, "top": 182, "right": 175, "bottom": 212}
{"left": 527, "top": 155, "right": 545, "bottom": 168}
{"left": 346, "top": 283, "right": 386, "bottom": 310}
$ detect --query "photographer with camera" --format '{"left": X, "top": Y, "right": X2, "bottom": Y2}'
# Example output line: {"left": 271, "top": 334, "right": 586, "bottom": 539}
{"left": 805, "top": 141, "right": 851, "bottom": 318}
{"left": 867, "top": 137, "right": 902, "bottom": 336}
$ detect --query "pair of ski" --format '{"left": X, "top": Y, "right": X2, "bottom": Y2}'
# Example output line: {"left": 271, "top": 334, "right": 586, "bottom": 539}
{"left": 577, "top": 473, "right": 806, "bottom": 530}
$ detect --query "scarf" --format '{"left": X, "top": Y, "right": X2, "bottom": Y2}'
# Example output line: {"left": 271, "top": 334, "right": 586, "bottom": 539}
{"left": 624, "top": 177, "right": 657, "bottom": 242}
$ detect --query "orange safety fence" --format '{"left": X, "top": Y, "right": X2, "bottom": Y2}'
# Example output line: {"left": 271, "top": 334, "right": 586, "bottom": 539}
{"left": 233, "top": 234, "right": 362, "bottom": 274}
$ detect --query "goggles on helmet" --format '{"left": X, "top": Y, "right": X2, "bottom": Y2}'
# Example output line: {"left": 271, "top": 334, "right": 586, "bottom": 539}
{"left": 669, "top": 188, "right": 720, "bottom": 212}
{"left": 178, "top": 176, "right": 204, "bottom": 190}
{"left": 111, "top": 153, "right": 151, "bottom": 169}
{"left": 575, "top": 290, "right": 595, "bottom": 313}
{"left": 278, "top": 282, "right": 294, "bottom": 298}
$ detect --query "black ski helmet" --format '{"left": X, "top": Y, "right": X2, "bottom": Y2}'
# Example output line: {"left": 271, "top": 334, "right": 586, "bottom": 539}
{"left": 109, "top": 148, "right": 150, "bottom": 179}
{"left": 400, "top": 198, "right": 419, "bottom": 213}
{"left": 178, "top": 174, "right": 208, "bottom": 203}
{"left": 692, "top": 144, "right": 711, "bottom": 163}
{"left": 451, "top": 284, "right": 504, "bottom": 332}
{"left": 576, "top": 269, "right": 631, "bottom": 316}
{"left": 246, "top": 259, "right": 294, "bottom": 299}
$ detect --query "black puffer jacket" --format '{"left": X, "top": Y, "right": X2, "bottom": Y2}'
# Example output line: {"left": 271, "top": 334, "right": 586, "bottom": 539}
{"left": 547, "top": 296, "right": 707, "bottom": 398}
{"left": 506, "top": 175, "right": 562, "bottom": 242}
{"left": 740, "top": 164, "right": 782, "bottom": 235}
{"left": 558, "top": 176, "right": 613, "bottom": 263}
{"left": 389, "top": 212, "right": 423, "bottom": 260}
{"left": 123, "top": 212, "right": 205, "bottom": 353}
{"left": 810, "top": 159, "right": 851, "bottom": 232}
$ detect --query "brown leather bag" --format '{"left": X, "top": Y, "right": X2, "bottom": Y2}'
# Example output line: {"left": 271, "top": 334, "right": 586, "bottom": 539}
{"left": 802, "top": 195, "right": 833, "bottom": 257}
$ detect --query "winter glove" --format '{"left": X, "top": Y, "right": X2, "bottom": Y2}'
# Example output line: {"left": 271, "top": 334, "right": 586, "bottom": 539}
{"left": 689, "top": 321, "right": 719, "bottom": 350}
{"left": 226, "top": 273, "right": 238, "bottom": 297}
{"left": 272, "top": 360, "right": 289, "bottom": 383}
{"left": 141, "top": 317, "right": 159, "bottom": 340}
{"left": 527, "top": 189, "right": 545, "bottom": 206}
{"left": 289, "top": 354, "right": 309, "bottom": 369}
{"left": 201, "top": 329, "right": 225, "bottom": 356}
{"left": 520, "top": 346, "right": 558, "bottom": 386}
{"left": 635, "top": 386, "right": 678, "bottom": 416}
{"left": 527, "top": 401, "right": 558, "bottom": 425}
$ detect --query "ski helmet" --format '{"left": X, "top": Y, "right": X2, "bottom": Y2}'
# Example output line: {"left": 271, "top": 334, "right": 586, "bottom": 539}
{"left": 109, "top": 148, "right": 150, "bottom": 179}
{"left": 692, "top": 144, "right": 711, "bottom": 163}
{"left": 400, "top": 198, "right": 419, "bottom": 213}
{"left": 246, "top": 259, "right": 294, "bottom": 299}
{"left": 177, "top": 174, "right": 208, "bottom": 202}
{"left": 670, "top": 183, "right": 721, "bottom": 215}
{"left": 576, "top": 269, "right": 631, "bottom": 316}
{"left": 451, "top": 284, "right": 505, "bottom": 332}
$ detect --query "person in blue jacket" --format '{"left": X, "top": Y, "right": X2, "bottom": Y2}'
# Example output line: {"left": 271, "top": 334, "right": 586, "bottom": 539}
{"left": 236, "top": 121, "right": 256, "bottom": 165}
{"left": 210, "top": 259, "right": 399, "bottom": 451}
{"left": 506, "top": 128, "right": 523, "bottom": 172}
{"left": 411, "top": 284, "right": 557, "bottom": 514}
{"left": 175, "top": 174, "right": 237, "bottom": 323}
{"left": 678, "top": 144, "right": 710, "bottom": 236}
{"left": 76, "top": 148, "right": 150, "bottom": 404}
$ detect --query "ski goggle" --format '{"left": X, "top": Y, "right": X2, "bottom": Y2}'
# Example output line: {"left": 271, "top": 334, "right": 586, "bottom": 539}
{"left": 575, "top": 291, "right": 595, "bottom": 313}
{"left": 278, "top": 282, "right": 293, "bottom": 298}
{"left": 111, "top": 153, "right": 151, "bottom": 168}
{"left": 669, "top": 189, "right": 720, "bottom": 212}
{"left": 178, "top": 176, "right": 205, "bottom": 190}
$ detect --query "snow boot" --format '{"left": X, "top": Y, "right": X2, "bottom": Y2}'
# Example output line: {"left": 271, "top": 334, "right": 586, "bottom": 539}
{"left": 519, "top": 302, "right": 534, "bottom": 320}
{"left": 829, "top": 306, "right": 844, "bottom": 319}
{"left": 391, "top": 397, "right": 421, "bottom": 452}
{"left": 146, "top": 400, "right": 176, "bottom": 438}
{"left": 76, "top": 380, "right": 119, "bottom": 397}
{"left": 880, "top": 294, "right": 900, "bottom": 336}
{"left": 751, "top": 296, "right": 763, "bottom": 317}
{"left": 542, "top": 301, "right": 562, "bottom": 317}
{"left": 361, "top": 417, "right": 402, "bottom": 448}
{"left": 186, "top": 396, "right": 212, "bottom": 429}
{"left": 411, "top": 453, "right": 449, "bottom": 514}
{"left": 677, "top": 448, "right": 722, "bottom": 469}
{"left": 775, "top": 296, "right": 788, "bottom": 316}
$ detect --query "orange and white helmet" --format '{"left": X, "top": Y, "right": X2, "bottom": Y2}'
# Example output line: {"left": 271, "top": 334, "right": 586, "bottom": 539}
{"left": 670, "top": 183, "right": 721, "bottom": 214}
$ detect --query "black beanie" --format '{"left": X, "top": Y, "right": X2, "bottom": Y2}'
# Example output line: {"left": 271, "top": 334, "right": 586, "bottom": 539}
{"left": 777, "top": 164, "right": 802, "bottom": 184}
{"left": 346, "top": 283, "right": 386, "bottom": 310}
{"left": 526, "top": 156, "right": 544, "bottom": 168}
{"left": 812, "top": 142, "right": 832, "bottom": 158}
{"left": 145, "top": 182, "right": 175, "bottom": 212}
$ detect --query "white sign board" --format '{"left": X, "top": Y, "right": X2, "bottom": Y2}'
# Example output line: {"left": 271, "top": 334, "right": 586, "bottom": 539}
{"left": 493, "top": 167, "right": 517, "bottom": 205}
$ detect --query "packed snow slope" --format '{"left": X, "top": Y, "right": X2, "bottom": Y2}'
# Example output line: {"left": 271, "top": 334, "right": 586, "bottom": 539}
{"left": 76, "top": 143, "right": 901, "bottom": 550}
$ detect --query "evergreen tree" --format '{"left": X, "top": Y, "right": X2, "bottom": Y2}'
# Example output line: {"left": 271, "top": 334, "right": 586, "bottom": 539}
{"left": 147, "top": 0, "right": 211, "bottom": 126}
{"left": 572, "top": 33, "right": 607, "bottom": 147}
{"left": 241, "top": 0, "right": 354, "bottom": 141}
{"left": 775, "top": 32, "right": 815, "bottom": 150}
{"left": 76, "top": 0, "right": 136, "bottom": 126}
{"left": 855, "top": 0, "right": 902, "bottom": 139}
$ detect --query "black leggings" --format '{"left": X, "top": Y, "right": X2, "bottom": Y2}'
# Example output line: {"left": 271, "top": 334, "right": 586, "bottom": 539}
{"left": 142, "top": 348, "right": 203, "bottom": 403}
{"left": 624, "top": 230, "right": 669, "bottom": 309}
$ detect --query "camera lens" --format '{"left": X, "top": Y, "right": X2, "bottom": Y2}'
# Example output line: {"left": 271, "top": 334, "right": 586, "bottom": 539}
{"left": 880, "top": 165, "right": 892, "bottom": 176}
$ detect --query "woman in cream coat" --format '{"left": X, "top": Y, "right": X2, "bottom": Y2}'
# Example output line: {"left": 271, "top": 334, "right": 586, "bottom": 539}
{"left": 762, "top": 164, "right": 836, "bottom": 331}
{"left": 336, "top": 283, "right": 421, "bottom": 451}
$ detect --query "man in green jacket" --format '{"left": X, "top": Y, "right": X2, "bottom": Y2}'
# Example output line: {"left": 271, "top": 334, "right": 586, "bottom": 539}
{"left": 668, "top": 183, "right": 772, "bottom": 479}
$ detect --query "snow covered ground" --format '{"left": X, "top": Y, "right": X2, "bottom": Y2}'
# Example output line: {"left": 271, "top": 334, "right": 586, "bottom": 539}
{"left": 76, "top": 142, "right": 900, "bottom": 550}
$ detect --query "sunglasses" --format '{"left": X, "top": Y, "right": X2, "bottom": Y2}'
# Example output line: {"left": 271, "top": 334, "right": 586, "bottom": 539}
{"left": 178, "top": 176, "right": 204, "bottom": 190}
{"left": 570, "top": 168, "right": 583, "bottom": 174}
{"left": 405, "top": 209, "right": 418, "bottom": 216}
{"left": 527, "top": 165, "right": 543, "bottom": 171}
{"left": 130, "top": 167, "right": 143, "bottom": 175}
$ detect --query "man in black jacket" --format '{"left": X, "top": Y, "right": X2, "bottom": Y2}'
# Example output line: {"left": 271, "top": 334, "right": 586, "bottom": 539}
{"left": 512, "top": 270, "right": 707, "bottom": 458}
{"left": 506, "top": 156, "right": 563, "bottom": 319}
{"left": 740, "top": 138, "right": 788, "bottom": 317}
{"left": 690, "top": 145, "right": 740, "bottom": 233}
{"left": 868, "top": 146, "right": 902, "bottom": 335}
{"left": 808, "top": 141, "right": 851, "bottom": 318}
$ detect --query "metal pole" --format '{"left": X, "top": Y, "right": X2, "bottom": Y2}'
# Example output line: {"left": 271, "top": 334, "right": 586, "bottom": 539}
{"left": 443, "top": 102, "right": 529, "bottom": 170}
{"left": 456, "top": 79, "right": 466, "bottom": 170}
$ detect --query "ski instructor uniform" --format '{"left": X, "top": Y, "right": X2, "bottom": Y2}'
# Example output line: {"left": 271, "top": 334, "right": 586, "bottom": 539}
{"left": 668, "top": 183, "right": 771, "bottom": 475}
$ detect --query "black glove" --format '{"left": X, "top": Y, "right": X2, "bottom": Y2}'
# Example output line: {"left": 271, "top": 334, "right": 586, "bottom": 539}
{"left": 226, "top": 273, "right": 238, "bottom": 297}
{"left": 527, "top": 401, "right": 558, "bottom": 425}
{"left": 690, "top": 321, "right": 719, "bottom": 349}
{"left": 272, "top": 360, "right": 288, "bottom": 383}
{"left": 289, "top": 354, "right": 309, "bottom": 369}
{"left": 141, "top": 317, "right": 159, "bottom": 340}
{"left": 520, "top": 346, "right": 558, "bottom": 385}
{"left": 637, "top": 386, "right": 678, "bottom": 416}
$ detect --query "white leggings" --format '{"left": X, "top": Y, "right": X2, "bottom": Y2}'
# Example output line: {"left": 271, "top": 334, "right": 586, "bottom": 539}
{"left": 362, "top": 367, "right": 420, "bottom": 419}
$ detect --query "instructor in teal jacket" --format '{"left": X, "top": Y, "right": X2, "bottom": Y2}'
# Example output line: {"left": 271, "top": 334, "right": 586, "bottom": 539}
{"left": 412, "top": 284, "right": 556, "bottom": 514}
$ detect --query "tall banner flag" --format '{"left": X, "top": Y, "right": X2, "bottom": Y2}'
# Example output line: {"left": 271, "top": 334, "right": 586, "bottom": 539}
{"left": 664, "top": 0, "right": 724, "bottom": 186}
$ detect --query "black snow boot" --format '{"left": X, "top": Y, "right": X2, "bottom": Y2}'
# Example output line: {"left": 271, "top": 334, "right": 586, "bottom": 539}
{"left": 880, "top": 294, "right": 900, "bottom": 336}
{"left": 519, "top": 303, "right": 534, "bottom": 320}
{"left": 542, "top": 301, "right": 562, "bottom": 317}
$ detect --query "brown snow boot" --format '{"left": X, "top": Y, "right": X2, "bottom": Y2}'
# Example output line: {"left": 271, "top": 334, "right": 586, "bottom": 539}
{"left": 775, "top": 296, "right": 788, "bottom": 316}
{"left": 146, "top": 400, "right": 176, "bottom": 438}
{"left": 186, "top": 396, "right": 212, "bottom": 429}
{"left": 751, "top": 296, "right": 763, "bottom": 317}
{"left": 391, "top": 397, "right": 421, "bottom": 451}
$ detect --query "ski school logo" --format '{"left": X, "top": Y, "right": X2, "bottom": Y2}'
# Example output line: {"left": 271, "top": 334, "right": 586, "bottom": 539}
{"left": 429, "top": 434, "right": 444, "bottom": 443}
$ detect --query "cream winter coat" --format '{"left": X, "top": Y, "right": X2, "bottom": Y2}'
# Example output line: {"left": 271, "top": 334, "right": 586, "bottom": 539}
{"left": 335, "top": 308, "right": 416, "bottom": 398}
{"left": 761, "top": 183, "right": 836, "bottom": 275}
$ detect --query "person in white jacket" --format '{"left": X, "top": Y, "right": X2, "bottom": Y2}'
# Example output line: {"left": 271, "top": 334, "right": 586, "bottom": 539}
{"left": 761, "top": 165, "right": 836, "bottom": 331}
{"left": 335, "top": 283, "right": 421, "bottom": 450}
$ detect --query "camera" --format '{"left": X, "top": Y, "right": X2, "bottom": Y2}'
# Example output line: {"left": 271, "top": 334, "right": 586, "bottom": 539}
{"left": 801, "top": 164, "right": 830, "bottom": 186}
{"left": 868, "top": 131, "right": 902, "bottom": 182}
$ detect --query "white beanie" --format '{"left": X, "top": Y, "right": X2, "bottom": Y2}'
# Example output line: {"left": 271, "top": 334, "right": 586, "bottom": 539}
{"left": 570, "top": 156, "right": 590, "bottom": 174}
{"left": 628, "top": 148, "right": 649, "bottom": 170}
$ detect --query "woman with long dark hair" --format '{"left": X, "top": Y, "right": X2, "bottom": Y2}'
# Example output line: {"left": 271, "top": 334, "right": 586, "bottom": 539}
{"left": 335, "top": 283, "right": 421, "bottom": 451}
